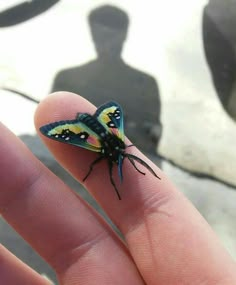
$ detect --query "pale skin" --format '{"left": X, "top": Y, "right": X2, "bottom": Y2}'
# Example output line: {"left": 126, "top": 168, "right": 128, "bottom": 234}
{"left": 0, "top": 92, "right": 236, "bottom": 285}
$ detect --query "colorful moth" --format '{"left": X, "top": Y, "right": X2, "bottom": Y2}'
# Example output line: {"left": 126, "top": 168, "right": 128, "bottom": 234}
{"left": 40, "top": 101, "right": 160, "bottom": 199}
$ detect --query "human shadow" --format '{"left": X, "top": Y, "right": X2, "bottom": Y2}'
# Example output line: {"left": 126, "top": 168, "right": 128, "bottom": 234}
{"left": 203, "top": 0, "right": 236, "bottom": 121}
{"left": 52, "top": 5, "right": 162, "bottom": 158}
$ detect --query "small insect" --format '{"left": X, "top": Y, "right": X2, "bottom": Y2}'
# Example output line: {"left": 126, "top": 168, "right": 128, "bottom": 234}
{"left": 40, "top": 101, "right": 160, "bottom": 199}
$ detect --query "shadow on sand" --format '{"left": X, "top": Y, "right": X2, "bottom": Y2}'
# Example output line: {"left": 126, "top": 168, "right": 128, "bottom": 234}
{"left": 52, "top": 5, "right": 162, "bottom": 157}
{"left": 203, "top": 0, "right": 236, "bottom": 121}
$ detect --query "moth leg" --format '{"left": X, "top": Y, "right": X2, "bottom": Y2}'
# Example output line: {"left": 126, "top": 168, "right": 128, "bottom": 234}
{"left": 118, "top": 155, "right": 124, "bottom": 182}
{"left": 125, "top": 153, "right": 161, "bottom": 179}
{"left": 83, "top": 156, "right": 104, "bottom": 182}
{"left": 108, "top": 161, "right": 121, "bottom": 200}
{"left": 126, "top": 144, "right": 134, "bottom": 148}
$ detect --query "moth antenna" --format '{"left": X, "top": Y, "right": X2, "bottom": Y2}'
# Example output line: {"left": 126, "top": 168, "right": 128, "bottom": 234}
{"left": 108, "top": 160, "right": 121, "bottom": 200}
{"left": 125, "top": 153, "right": 161, "bottom": 179}
{"left": 83, "top": 155, "right": 104, "bottom": 182}
{"left": 127, "top": 156, "right": 146, "bottom": 175}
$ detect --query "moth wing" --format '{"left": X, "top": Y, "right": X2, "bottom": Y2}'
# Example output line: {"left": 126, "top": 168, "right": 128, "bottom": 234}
{"left": 94, "top": 101, "right": 125, "bottom": 141}
{"left": 40, "top": 119, "right": 102, "bottom": 152}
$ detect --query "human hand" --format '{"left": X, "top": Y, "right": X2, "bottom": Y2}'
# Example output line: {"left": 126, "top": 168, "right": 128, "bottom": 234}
{"left": 0, "top": 92, "right": 236, "bottom": 285}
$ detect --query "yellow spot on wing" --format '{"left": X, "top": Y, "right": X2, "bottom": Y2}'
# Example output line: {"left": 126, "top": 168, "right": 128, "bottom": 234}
{"left": 49, "top": 124, "right": 85, "bottom": 135}
{"left": 98, "top": 106, "right": 117, "bottom": 123}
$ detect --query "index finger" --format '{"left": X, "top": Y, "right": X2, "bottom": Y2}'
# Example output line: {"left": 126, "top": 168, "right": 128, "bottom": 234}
{"left": 35, "top": 92, "right": 236, "bottom": 284}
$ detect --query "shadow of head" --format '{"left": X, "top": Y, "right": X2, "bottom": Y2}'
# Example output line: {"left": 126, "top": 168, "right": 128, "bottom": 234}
{"left": 88, "top": 5, "right": 129, "bottom": 59}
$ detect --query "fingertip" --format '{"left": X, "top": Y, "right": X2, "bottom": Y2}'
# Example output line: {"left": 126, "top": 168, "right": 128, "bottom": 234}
{"left": 34, "top": 92, "right": 95, "bottom": 131}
